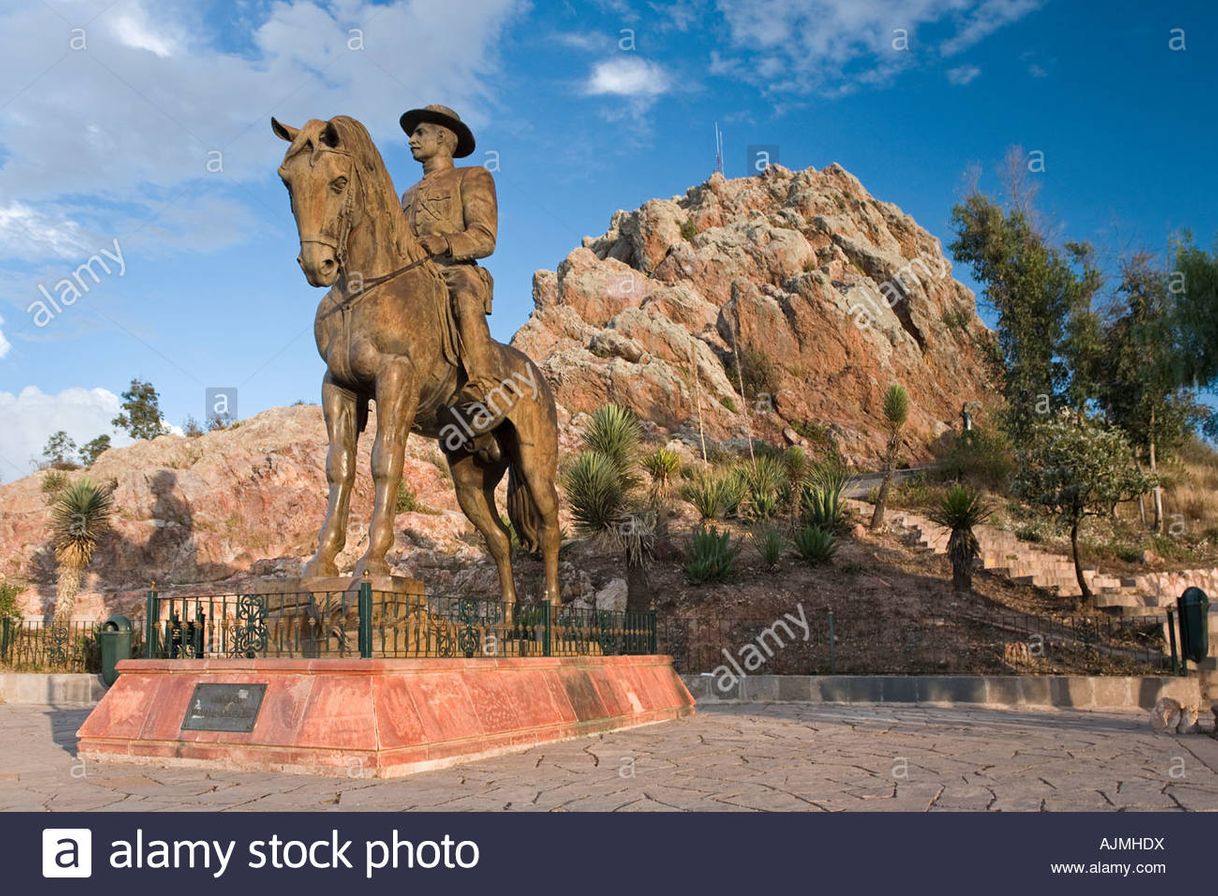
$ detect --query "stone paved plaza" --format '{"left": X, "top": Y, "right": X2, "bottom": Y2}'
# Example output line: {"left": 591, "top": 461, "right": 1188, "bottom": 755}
{"left": 3, "top": 703, "right": 1217, "bottom": 812}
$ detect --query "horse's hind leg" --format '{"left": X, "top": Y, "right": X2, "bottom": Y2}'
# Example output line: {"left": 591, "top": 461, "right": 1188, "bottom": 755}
{"left": 306, "top": 373, "right": 359, "bottom": 578}
{"left": 512, "top": 439, "right": 562, "bottom": 607}
{"left": 447, "top": 450, "right": 517, "bottom": 607}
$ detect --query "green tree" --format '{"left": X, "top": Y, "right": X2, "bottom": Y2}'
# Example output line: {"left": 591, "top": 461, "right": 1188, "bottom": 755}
{"left": 41, "top": 431, "right": 78, "bottom": 469}
{"left": 79, "top": 434, "right": 112, "bottom": 467}
{"left": 869, "top": 383, "right": 909, "bottom": 530}
{"left": 1170, "top": 237, "right": 1218, "bottom": 390}
{"left": 950, "top": 179, "right": 1101, "bottom": 437}
{"left": 50, "top": 478, "right": 115, "bottom": 626}
{"left": 1013, "top": 417, "right": 1152, "bottom": 599}
{"left": 111, "top": 378, "right": 168, "bottom": 440}
{"left": 1097, "top": 254, "right": 1200, "bottom": 531}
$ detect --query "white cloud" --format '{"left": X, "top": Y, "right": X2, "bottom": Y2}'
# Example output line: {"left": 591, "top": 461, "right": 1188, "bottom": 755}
{"left": 0, "top": 202, "right": 93, "bottom": 260}
{"left": 0, "top": 386, "right": 133, "bottom": 479}
{"left": 947, "top": 64, "right": 981, "bottom": 85}
{"left": 0, "top": 315, "right": 9, "bottom": 359}
{"left": 940, "top": 0, "right": 1042, "bottom": 56}
{"left": 0, "top": 0, "right": 525, "bottom": 261}
{"left": 584, "top": 57, "right": 671, "bottom": 98}
{"left": 712, "top": 0, "right": 1040, "bottom": 95}
{"left": 110, "top": 9, "right": 181, "bottom": 58}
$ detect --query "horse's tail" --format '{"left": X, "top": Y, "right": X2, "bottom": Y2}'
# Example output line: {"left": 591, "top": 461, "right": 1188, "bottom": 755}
{"left": 506, "top": 462, "right": 543, "bottom": 556}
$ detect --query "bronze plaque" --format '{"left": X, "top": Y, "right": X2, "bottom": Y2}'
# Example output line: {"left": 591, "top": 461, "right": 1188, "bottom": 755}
{"left": 181, "top": 683, "right": 267, "bottom": 733}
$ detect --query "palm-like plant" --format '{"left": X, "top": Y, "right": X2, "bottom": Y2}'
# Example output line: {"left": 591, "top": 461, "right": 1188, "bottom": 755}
{"left": 642, "top": 447, "right": 681, "bottom": 501}
{"left": 561, "top": 452, "right": 628, "bottom": 535}
{"left": 583, "top": 404, "right": 641, "bottom": 490}
{"left": 50, "top": 478, "right": 115, "bottom": 626}
{"left": 927, "top": 484, "right": 992, "bottom": 592}
{"left": 870, "top": 383, "right": 909, "bottom": 530}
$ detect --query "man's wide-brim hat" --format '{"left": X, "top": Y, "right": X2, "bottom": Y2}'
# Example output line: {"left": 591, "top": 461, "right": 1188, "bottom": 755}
{"left": 399, "top": 104, "right": 475, "bottom": 158}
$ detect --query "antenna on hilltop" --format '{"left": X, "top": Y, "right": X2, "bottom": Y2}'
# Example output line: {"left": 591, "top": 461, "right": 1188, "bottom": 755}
{"left": 713, "top": 122, "right": 724, "bottom": 176}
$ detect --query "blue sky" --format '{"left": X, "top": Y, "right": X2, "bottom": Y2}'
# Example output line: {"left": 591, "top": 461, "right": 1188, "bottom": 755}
{"left": 0, "top": 0, "right": 1215, "bottom": 477}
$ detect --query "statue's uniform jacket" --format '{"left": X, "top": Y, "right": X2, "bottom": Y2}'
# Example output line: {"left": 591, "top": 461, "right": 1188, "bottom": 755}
{"left": 400, "top": 165, "right": 497, "bottom": 314}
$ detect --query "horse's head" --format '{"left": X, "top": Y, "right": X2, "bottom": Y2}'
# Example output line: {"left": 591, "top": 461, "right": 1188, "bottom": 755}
{"left": 272, "top": 116, "right": 358, "bottom": 288}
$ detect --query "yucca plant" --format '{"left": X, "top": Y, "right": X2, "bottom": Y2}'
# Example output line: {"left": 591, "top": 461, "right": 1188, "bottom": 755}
{"left": 684, "top": 526, "right": 740, "bottom": 584}
{"left": 927, "top": 484, "right": 992, "bottom": 592}
{"left": 642, "top": 447, "right": 681, "bottom": 501}
{"left": 50, "top": 478, "right": 115, "bottom": 626}
{"left": 561, "top": 452, "right": 629, "bottom": 535}
{"left": 752, "top": 524, "right": 785, "bottom": 571}
{"left": 583, "top": 404, "right": 641, "bottom": 490}
{"left": 607, "top": 509, "right": 657, "bottom": 612}
{"left": 793, "top": 525, "right": 837, "bottom": 565}
{"left": 870, "top": 383, "right": 909, "bottom": 530}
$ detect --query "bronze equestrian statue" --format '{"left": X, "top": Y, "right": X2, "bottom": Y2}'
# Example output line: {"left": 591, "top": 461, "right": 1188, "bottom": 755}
{"left": 272, "top": 108, "right": 561, "bottom": 607}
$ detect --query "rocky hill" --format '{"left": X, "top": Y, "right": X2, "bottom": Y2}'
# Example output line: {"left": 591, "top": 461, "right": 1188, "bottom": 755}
{"left": 1, "top": 162, "right": 995, "bottom": 619}
{"left": 512, "top": 162, "right": 994, "bottom": 460}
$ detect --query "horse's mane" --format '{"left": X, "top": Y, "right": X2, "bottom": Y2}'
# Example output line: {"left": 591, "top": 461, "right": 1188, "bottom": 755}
{"left": 326, "top": 115, "right": 415, "bottom": 262}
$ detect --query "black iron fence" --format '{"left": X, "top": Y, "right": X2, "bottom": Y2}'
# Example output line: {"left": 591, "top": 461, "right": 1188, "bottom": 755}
{"left": 0, "top": 619, "right": 127, "bottom": 673}
{"left": 0, "top": 585, "right": 1177, "bottom": 677}
{"left": 142, "top": 583, "right": 657, "bottom": 661}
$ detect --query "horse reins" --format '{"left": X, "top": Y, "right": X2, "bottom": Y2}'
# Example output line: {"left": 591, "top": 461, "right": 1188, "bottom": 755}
{"left": 298, "top": 142, "right": 439, "bottom": 382}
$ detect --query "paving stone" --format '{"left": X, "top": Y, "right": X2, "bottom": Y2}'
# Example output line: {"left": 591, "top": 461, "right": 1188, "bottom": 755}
{"left": 2, "top": 703, "right": 1217, "bottom": 812}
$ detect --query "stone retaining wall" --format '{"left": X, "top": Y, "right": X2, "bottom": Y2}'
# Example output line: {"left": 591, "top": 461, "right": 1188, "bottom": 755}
{"left": 683, "top": 674, "right": 1202, "bottom": 710}
{"left": 0, "top": 673, "right": 107, "bottom": 707}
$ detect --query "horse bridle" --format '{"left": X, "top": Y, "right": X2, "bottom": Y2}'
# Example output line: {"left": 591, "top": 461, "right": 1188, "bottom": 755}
{"left": 301, "top": 145, "right": 435, "bottom": 319}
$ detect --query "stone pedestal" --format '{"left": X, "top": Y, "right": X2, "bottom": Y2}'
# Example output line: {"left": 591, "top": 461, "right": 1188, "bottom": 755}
{"left": 77, "top": 655, "right": 694, "bottom": 778}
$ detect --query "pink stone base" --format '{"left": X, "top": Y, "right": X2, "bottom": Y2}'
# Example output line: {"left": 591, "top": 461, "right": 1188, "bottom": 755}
{"left": 77, "top": 656, "right": 695, "bottom": 778}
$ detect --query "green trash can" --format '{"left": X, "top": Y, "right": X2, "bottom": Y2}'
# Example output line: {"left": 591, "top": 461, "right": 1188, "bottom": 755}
{"left": 98, "top": 614, "right": 133, "bottom": 687}
{"left": 1177, "top": 587, "right": 1210, "bottom": 664}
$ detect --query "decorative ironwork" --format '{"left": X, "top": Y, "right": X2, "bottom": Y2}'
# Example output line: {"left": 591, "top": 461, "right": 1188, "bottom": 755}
{"left": 47, "top": 625, "right": 70, "bottom": 666}
{"left": 597, "top": 611, "right": 621, "bottom": 656}
{"left": 230, "top": 594, "right": 268, "bottom": 658}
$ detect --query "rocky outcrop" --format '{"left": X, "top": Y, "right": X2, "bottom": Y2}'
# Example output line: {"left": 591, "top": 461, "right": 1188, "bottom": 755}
{"left": 512, "top": 163, "right": 995, "bottom": 463}
{"left": 0, "top": 406, "right": 483, "bottom": 619}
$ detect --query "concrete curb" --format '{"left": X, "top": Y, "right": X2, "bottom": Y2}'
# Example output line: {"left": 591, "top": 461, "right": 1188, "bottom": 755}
{"left": 682, "top": 674, "right": 1203, "bottom": 710}
{"left": 0, "top": 673, "right": 107, "bottom": 707}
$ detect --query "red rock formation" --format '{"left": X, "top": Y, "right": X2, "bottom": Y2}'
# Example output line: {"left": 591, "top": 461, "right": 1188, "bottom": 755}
{"left": 512, "top": 163, "right": 995, "bottom": 461}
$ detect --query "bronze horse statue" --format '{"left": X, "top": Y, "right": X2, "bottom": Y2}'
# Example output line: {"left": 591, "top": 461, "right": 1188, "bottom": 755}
{"left": 272, "top": 115, "right": 561, "bottom": 607}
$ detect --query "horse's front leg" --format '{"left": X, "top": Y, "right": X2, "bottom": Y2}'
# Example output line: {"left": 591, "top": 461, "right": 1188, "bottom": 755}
{"left": 354, "top": 356, "right": 418, "bottom": 579}
{"left": 305, "top": 373, "right": 358, "bottom": 578}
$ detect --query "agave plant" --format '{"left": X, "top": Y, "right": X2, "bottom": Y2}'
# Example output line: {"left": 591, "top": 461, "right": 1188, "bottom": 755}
{"left": 684, "top": 526, "right": 740, "bottom": 584}
{"left": 741, "top": 455, "right": 787, "bottom": 519}
{"left": 50, "top": 478, "right": 115, "bottom": 626}
{"left": 751, "top": 523, "right": 785, "bottom": 570}
{"left": 800, "top": 461, "right": 855, "bottom": 533}
{"left": 680, "top": 468, "right": 733, "bottom": 521}
{"left": 927, "top": 484, "right": 992, "bottom": 592}
{"left": 792, "top": 525, "right": 837, "bottom": 565}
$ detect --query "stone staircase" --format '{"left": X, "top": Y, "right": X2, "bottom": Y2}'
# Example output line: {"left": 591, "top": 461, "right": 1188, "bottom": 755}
{"left": 875, "top": 505, "right": 1167, "bottom": 618}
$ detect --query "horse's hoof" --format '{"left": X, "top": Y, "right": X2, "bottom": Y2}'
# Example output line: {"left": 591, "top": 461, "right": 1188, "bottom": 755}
{"left": 303, "top": 558, "right": 339, "bottom": 578}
